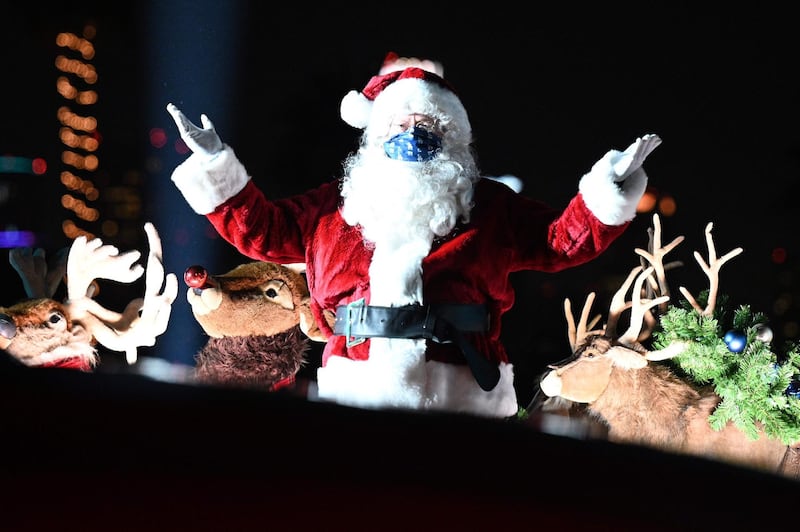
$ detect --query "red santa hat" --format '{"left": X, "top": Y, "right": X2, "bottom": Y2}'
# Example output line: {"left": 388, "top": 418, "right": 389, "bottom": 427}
{"left": 340, "top": 52, "right": 471, "bottom": 137}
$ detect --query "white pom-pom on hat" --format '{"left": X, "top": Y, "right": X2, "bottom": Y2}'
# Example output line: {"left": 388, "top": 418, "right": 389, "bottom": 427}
{"left": 340, "top": 89, "right": 373, "bottom": 129}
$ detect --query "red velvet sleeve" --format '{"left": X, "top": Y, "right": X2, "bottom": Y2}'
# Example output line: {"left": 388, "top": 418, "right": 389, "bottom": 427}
{"left": 468, "top": 179, "right": 629, "bottom": 274}
{"left": 206, "top": 180, "right": 341, "bottom": 264}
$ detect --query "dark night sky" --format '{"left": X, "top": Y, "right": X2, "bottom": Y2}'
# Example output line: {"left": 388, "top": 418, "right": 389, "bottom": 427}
{"left": 2, "top": 3, "right": 799, "bottom": 402}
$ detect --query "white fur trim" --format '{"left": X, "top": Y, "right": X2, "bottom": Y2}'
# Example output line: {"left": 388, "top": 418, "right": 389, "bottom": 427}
{"left": 368, "top": 242, "right": 428, "bottom": 306}
{"left": 170, "top": 146, "right": 251, "bottom": 215}
{"left": 366, "top": 78, "right": 471, "bottom": 143}
{"left": 578, "top": 150, "right": 647, "bottom": 225}
{"left": 316, "top": 353, "right": 518, "bottom": 418}
{"left": 340, "top": 90, "right": 373, "bottom": 129}
{"left": 318, "top": 338, "right": 429, "bottom": 409}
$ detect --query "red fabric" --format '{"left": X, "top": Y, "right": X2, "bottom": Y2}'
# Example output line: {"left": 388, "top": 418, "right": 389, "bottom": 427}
{"left": 361, "top": 67, "right": 457, "bottom": 101}
{"left": 381, "top": 51, "right": 400, "bottom": 68}
{"left": 41, "top": 357, "right": 92, "bottom": 372}
{"left": 271, "top": 374, "right": 296, "bottom": 392}
{"left": 207, "top": 178, "right": 628, "bottom": 369}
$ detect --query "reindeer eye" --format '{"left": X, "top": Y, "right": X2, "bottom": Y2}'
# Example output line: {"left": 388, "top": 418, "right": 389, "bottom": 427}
{"left": 261, "top": 280, "right": 295, "bottom": 310}
{"left": 46, "top": 311, "right": 68, "bottom": 331}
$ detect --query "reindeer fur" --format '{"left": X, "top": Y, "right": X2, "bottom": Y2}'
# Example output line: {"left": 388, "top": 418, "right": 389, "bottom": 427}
{"left": 195, "top": 325, "right": 308, "bottom": 390}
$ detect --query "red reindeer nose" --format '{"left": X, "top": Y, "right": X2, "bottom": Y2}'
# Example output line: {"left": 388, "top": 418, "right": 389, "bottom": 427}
{"left": 184, "top": 265, "right": 210, "bottom": 288}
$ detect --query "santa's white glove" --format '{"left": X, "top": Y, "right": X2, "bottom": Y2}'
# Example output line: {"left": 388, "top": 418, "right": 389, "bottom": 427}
{"left": 166, "top": 103, "right": 223, "bottom": 158}
{"left": 609, "top": 134, "right": 662, "bottom": 181}
{"left": 166, "top": 103, "right": 251, "bottom": 215}
{"left": 578, "top": 134, "right": 661, "bottom": 226}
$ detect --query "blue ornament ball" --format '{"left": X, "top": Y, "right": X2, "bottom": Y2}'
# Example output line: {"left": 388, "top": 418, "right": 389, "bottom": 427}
{"left": 724, "top": 330, "right": 747, "bottom": 353}
{"left": 786, "top": 378, "right": 800, "bottom": 399}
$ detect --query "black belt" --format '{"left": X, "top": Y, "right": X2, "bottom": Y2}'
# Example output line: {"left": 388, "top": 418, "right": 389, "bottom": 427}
{"left": 333, "top": 299, "right": 500, "bottom": 391}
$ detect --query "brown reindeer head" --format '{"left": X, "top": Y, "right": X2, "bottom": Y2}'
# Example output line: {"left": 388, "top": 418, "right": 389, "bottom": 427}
{"left": 184, "top": 261, "right": 323, "bottom": 391}
{"left": 1, "top": 223, "right": 178, "bottom": 369}
{"left": 0, "top": 297, "right": 95, "bottom": 370}
{"left": 539, "top": 214, "right": 741, "bottom": 404}
{"left": 0, "top": 245, "right": 88, "bottom": 368}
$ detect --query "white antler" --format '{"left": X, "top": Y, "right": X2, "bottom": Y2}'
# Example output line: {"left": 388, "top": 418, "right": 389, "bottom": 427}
{"left": 65, "top": 232, "right": 144, "bottom": 325}
{"left": 64, "top": 223, "right": 178, "bottom": 363}
{"left": 616, "top": 266, "right": 670, "bottom": 347}
{"left": 678, "top": 222, "right": 743, "bottom": 317}
{"left": 635, "top": 214, "right": 685, "bottom": 307}
{"left": 604, "top": 266, "right": 641, "bottom": 340}
{"left": 627, "top": 213, "right": 685, "bottom": 342}
{"left": 601, "top": 215, "right": 679, "bottom": 347}
{"left": 564, "top": 293, "right": 603, "bottom": 351}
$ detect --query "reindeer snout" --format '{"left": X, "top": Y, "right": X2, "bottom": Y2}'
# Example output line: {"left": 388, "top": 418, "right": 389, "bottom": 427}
{"left": 540, "top": 371, "right": 562, "bottom": 397}
{"left": 184, "top": 266, "right": 223, "bottom": 316}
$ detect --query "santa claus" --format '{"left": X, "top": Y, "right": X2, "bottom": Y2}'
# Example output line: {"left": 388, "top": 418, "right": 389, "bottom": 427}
{"left": 167, "top": 52, "right": 660, "bottom": 418}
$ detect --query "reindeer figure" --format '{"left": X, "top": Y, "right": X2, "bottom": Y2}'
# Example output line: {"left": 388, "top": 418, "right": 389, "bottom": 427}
{"left": 538, "top": 214, "right": 800, "bottom": 479}
{"left": 0, "top": 223, "right": 178, "bottom": 369}
{"left": 184, "top": 260, "right": 323, "bottom": 392}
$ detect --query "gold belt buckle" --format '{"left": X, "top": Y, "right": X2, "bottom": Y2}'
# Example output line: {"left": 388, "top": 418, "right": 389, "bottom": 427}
{"left": 345, "top": 298, "right": 366, "bottom": 348}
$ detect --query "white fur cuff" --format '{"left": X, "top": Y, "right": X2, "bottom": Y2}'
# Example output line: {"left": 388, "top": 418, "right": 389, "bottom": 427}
{"left": 578, "top": 151, "right": 647, "bottom": 226}
{"left": 170, "top": 146, "right": 251, "bottom": 215}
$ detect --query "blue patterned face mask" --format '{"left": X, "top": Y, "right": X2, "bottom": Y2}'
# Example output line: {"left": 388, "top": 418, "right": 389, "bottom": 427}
{"left": 383, "top": 126, "right": 443, "bottom": 162}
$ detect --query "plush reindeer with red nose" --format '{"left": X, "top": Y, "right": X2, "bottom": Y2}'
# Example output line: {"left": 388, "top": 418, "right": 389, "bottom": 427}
{"left": 183, "top": 261, "right": 323, "bottom": 393}
{"left": 0, "top": 223, "right": 178, "bottom": 369}
{"left": 537, "top": 214, "right": 800, "bottom": 479}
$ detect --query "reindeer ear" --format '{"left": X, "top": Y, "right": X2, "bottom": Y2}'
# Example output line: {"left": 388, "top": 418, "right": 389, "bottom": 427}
{"left": 44, "top": 247, "right": 69, "bottom": 298}
{"left": 9, "top": 247, "right": 45, "bottom": 298}
{"left": 607, "top": 346, "right": 648, "bottom": 369}
{"left": 8, "top": 247, "right": 65, "bottom": 299}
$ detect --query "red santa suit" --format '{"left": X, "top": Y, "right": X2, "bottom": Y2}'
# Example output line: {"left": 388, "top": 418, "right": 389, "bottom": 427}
{"left": 168, "top": 55, "right": 658, "bottom": 417}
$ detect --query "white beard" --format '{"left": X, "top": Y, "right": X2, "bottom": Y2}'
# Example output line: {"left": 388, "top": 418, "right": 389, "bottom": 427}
{"left": 340, "top": 144, "right": 477, "bottom": 306}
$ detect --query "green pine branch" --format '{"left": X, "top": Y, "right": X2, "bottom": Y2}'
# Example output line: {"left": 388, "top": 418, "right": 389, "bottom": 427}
{"left": 652, "top": 296, "right": 800, "bottom": 445}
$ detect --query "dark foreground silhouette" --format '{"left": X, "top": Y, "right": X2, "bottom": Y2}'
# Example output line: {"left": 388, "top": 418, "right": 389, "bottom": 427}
{"left": 2, "top": 352, "right": 797, "bottom": 531}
